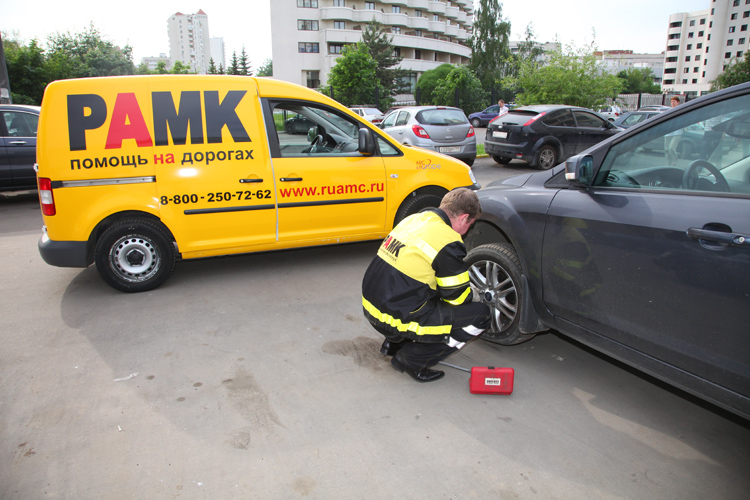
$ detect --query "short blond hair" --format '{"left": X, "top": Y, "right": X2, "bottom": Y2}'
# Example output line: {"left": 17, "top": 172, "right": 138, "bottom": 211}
{"left": 440, "top": 188, "right": 482, "bottom": 219}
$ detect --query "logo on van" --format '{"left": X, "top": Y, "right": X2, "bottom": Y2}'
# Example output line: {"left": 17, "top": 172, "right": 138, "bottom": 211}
{"left": 416, "top": 159, "right": 441, "bottom": 170}
{"left": 67, "top": 91, "right": 252, "bottom": 151}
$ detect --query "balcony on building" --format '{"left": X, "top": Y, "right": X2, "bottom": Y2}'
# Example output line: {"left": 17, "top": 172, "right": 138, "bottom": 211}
{"left": 409, "top": 0, "right": 430, "bottom": 10}
{"left": 428, "top": 1, "right": 446, "bottom": 15}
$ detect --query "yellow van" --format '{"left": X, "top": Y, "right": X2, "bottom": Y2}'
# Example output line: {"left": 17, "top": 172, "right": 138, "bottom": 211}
{"left": 36, "top": 76, "right": 479, "bottom": 292}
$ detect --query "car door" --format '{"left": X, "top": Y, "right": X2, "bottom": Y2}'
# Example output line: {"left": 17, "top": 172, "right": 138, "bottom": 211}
{"left": 384, "top": 110, "right": 411, "bottom": 143}
{"left": 539, "top": 109, "right": 578, "bottom": 157}
{"left": 0, "top": 109, "right": 39, "bottom": 189}
{"left": 573, "top": 110, "right": 614, "bottom": 153}
{"left": 542, "top": 93, "right": 750, "bottom": 399}
{"left": 482, "top": 105, "right": 500, "bottom": 123}
{"left": 265, "top": 99, "right": 387, "bottom": 242}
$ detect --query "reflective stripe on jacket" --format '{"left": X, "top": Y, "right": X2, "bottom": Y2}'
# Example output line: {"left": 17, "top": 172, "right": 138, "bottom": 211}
{"left": 361, "top": 208, "right": 472, "bottom": 343}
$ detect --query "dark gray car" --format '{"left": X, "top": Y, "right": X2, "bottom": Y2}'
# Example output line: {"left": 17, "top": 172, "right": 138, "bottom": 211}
{"left": 1, "top": 104, "right": 40, "bottom": 192}
{"left": 464, "top": 83, "right": 750, "bottom": 420}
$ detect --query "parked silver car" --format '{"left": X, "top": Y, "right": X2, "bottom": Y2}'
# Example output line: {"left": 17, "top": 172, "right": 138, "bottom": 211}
{"left": 379, "top": 106, "right": 477, "bottom": 166}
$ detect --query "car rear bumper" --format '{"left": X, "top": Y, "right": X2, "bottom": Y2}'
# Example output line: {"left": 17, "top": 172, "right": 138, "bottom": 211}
{"left": 415, "top": 141, "right": 477, "bottom": 160}
{"left": 38, "top": 230, "right": 88, "bottom": 267}
{"left": 485, "top": 140, "right": 533, "bottom": 162}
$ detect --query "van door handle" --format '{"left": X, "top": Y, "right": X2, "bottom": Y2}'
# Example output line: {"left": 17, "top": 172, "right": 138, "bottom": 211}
{"left": 687, "top": 228, "right": 750, "bottom": 247}
{"left": 240, "top": 178, "right": 262, "bottom": 183}
{"left": 9, "top": 140, "right": 28, "bottom": 145}
{"left": 280, "top": 177, "right": 303, "bottom": 182}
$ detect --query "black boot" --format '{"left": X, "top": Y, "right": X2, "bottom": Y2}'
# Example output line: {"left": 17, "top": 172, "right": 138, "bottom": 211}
{"left": 380, "top": 339, "right": 408, "bottom": 356}
{"left": 391, "top": 353, "right": 445, "bottom": 383}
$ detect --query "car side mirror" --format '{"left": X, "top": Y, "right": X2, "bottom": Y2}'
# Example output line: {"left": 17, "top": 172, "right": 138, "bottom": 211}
{"left": 565, "top": 155, "right": 595, "bottom": 186}
{"left": 307, "top": 126, "right": 318, "bottom": 143}
{"left": 358, "top": 128, "right": 375, "bottom": 155}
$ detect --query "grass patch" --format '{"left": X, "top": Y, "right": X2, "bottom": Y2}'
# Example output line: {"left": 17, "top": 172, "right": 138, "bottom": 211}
{"left": 477, "top": 144, "right": 486, "bottom": 156}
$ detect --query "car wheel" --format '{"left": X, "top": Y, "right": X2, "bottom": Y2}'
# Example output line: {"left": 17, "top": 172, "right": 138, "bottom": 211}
{"left": 471, "top": 117, "right": 481, "bottom": 128}
{"left": 394, "top": 192, "right": 443, "bottom": 226}
{"left": 466, "top": 243, "right": 535, "bottom": 345}
{"left": 463, "top": 158, "right": 474, "bottom": 167}
{"left": 491, "top": 155, "right": 512, "bottom": 165}
{"left": 95, "top": 219, "right": 176, "bottom": 293}
{"left": 535, "top": 145, "right": 557, "bottom": 170}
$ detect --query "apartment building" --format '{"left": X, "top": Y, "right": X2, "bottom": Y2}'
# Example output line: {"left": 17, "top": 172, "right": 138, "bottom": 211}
{"left": 664, "top": 0, "right": 750, "bottom": 95}
{"left": 210, "top": 37, "right": 226, "bottom": 70}
{"left": 596, "top": 50, "right": 665, "bottom": 85}
{"left": 168, "top": 10, "right": 211, "bottom": 74}
{"left": 271, "top": 0, "right": 473, "bottom": 92}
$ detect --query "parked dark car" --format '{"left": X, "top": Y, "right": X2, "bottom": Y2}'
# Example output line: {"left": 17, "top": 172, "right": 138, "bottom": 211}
{"left": 485, "top": 104, "right": 622, "bottom": 170}
{"left": 283, "top": 115, "right": 316, "bottom": 134}
{"left": 468, "top": 104, "right": 501, "bottom": 128}
{"left": 464, "top": 83, "right": 750, "bottom": 419}
{"left": 613, "top": 110, "right": 663, "bottom": 129}
{"left": 1, "top": 104, "right": 40, "bottom": 192}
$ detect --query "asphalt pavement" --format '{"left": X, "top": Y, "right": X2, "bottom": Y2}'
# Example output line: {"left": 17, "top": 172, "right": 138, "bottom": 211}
{"left": 1, "top": 157, "right": 748, "bottom": 499}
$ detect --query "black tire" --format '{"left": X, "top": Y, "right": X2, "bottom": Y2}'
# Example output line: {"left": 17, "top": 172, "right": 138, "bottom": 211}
{"left": 95, "top": 219, "right": 176, "bottom": 293}
{"left": 463, "top": 158, "right": 475, "bottom": 167}
{"left": 471, "top": 117, "right": 482, "bottom": 128}
{"left": 465, "top": 243, "right": 536, "bottom": 345}
{"left": 394, "top": 192, "right": 443, "bottom": 226}
{"left": 535, "top": 144, "right": 558, "bottom": 170}
{"left": 491, "top": 155, "right": 512, "bottom": 165}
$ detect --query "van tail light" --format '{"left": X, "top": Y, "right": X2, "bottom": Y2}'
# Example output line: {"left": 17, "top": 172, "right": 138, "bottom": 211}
{"left": 523, "top": 112, "right": 546, "bottom": 126}
{"left": 466, "top": 126, "right": 475, "bottom": 138}
{"left": 38, "top": 177, "right": 56, "bottom": 216}
{"left": 412, "top": 124, "right": 431, "bottom": 139}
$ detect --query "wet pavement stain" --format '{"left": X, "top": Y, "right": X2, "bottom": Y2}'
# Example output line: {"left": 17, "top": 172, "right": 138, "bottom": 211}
{"left": 322, "top": 336, "right": 386, "bottom": 371}
{"left": 222, "top": 368, "right": 283, "bottom": 432}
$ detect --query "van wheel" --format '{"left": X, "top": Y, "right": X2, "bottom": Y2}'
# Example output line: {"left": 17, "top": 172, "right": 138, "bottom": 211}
{"left": 95, "top": 219, "right": 176, "bottom": 293}
{"left": 466, "top": 243, "right": 536, "bottom": 345}
{"left": 394, "top": 193, "right": 443, "bottom": 226}
{"left": 535, "top": 145, "right": 557, "bottom": 170}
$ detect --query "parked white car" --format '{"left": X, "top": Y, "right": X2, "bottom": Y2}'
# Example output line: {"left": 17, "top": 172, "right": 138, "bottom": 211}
{"left": 350, "top": 107, "right": 384, "bottom": 125}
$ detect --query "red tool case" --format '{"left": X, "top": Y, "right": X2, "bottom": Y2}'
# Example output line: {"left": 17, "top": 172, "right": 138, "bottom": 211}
{"left": 469, "top": 366, "right": 514, "bottom": 395}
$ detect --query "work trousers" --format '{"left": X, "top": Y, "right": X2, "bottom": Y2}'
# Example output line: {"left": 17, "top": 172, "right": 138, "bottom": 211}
{"left": 376, "top": 301, "right": 491, "bottom": 371}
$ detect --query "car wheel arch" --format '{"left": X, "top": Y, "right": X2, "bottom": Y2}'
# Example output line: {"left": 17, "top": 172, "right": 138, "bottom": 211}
{"left": 393, "top": 186, "right": 448, "bottom": 226}
{"left": 87, "top": 211, "right": 177, "bottom": 266}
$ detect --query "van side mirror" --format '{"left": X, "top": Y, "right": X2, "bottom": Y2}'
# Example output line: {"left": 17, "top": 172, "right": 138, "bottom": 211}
{"left": 564, "top": 155, "right": 595, "bottom": 186}
{"left": 358, "top": 128, "right": 375, "bottom": 155}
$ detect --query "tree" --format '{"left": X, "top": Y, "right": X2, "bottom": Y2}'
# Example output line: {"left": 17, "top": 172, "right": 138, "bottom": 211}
{"left": 227, "top": 51, "right": 240, "bottom": 75}
{"left": 469, "top": 0, "right": 511, "bottom": 91}
{"left": 432, "top": 65, "right": 488, "bottom": 116}
{"left": 3, "top": 36, "right": 48, "bottom": 104}
{"left": 170, "top": 60, "right": 192, "bottom": 74}
{"left": 257, "top": 58, "right": 273, "bottom": 77}
{"left": 238, "top": 47, "right": 252, "bottom": 76}
{"left": 617, "top": 67, "right": 661, "bottom": 94}
{"left": 45, "top": 24, "right": 134, "bottom": 80}
{"left": 415, "top": 63, "right": 454, "bottom": 104}
{"left": 361, "top": 20, "right": 410, "bottom": 100}
{"left": 320, "top": 43, "right": 387, "bottom": 109}
{"left": 504, "top": 40, "right": 623, "bottom": 109}
{"left": 208, "top": 57, "right": 218, "bottom": 74}
{"left": 711, "top": 52, "right": 750, "bottom": 90}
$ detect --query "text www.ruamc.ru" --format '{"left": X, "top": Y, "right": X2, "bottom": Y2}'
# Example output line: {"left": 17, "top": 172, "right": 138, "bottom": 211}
{"left": 279, "top": 182, "right": 385, "bottom": 198}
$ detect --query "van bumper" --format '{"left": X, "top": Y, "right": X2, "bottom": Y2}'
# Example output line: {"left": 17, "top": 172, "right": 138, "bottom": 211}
{"left": 38, "top": 230, "right": 88, "bottom": 268}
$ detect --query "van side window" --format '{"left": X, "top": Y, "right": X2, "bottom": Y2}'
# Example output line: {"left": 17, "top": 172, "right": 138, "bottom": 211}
{"left": 268, "top": 101, "right": 364, "bottom": 157}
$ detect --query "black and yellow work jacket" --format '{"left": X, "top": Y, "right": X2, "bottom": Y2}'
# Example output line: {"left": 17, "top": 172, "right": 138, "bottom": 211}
{"left": 362, "top": 208, "right": 473, "bottom": 344}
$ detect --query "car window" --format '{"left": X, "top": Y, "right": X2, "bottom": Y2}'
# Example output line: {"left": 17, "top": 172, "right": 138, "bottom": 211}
{"left": 376, "top": 137, "right": 400, "bottom": 156}
{"left": 416, "top": 108, "right": 467, "bottom": 125}
{"left": 381, "top": 112, "right": 397, "bottom": 128}
{"left": 269, "top": 101, "right": 362, "bottom": 157}
{"left": 573, "top": 111, "right": 606, "bottom": 128}
{"left": 487, "top": 105, "right": 500, "bottom": 113}
{"left": 2, "top": 111, "right": 39, "bottom": 137}
{"left": 496, "top": 110, "right": 540, "bottom": 125}
{"left": 395, "top": 111, "right": 410, "bottom": 126}
{"left": 622, "top": 114, "right": 646, "bottom": 126}
{"left": 594, "top": 93, "right": 750, "bottom": 196}
{"left": 542, "top": 109, "right": 575, "bottom": 127}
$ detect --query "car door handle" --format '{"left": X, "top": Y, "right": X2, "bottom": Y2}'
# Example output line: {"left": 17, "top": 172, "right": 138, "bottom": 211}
{"left": 280, "top": 177, "right": 303, "bottom": 182}
{"left": 240, "top": 178, "right": 263, "bottom": 183}
{"left": 687, "top": 228, "right": 750, "bottom": 246}
{"left": 9, "top": 140, "right": 28, "bottom": 145}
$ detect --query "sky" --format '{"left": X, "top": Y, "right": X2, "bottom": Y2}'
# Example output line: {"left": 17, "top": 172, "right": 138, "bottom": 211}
{"left": 2, "top": 0, "right": 714, "bottom": 70}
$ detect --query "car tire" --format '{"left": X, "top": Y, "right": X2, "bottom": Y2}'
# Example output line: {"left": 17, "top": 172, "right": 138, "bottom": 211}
{"left": 394, "top": 192, "right": 443, "bottom": 226}
{"left": 465, "top": 243, "right": 535, "bottom": 345}
{"left": 471, "top": 117, "right": 482, "bottom": 128}
{"left": 491, "top": 155, "right": 512, "bottom": 165}
{"left": 535, "top": 145, "right": 558, "bottom": 170}
{"left": 95, "top": 218, "right": 176, "bottom": 293}
{"left": 463, "top": 158, "right": 475, "bottom": 167}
